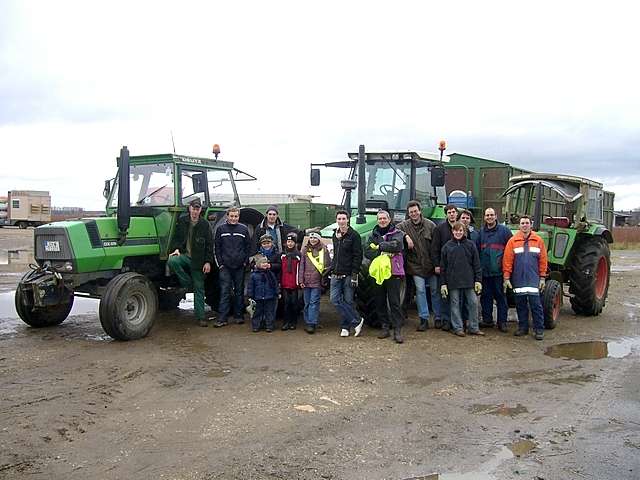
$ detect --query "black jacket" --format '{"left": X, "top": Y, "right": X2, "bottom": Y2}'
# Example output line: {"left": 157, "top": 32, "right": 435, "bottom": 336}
{"left": 254, "top": 217, "right": 302, "bottom": 254}
{"left": 440, "top": 237, "right": 481, "bottom": 289}
{"left": 431, "top": 220, "right": 454, "bottom": 269}
{"left": 364, "top": 225, "right": 404, "bottom": 260}
{"left": 169, "top": 214, "right": 214, "bottom": 271}
{"left": 331, "top": 226, "right": 362, "bottom": 276}
{"left": 214, "top": 221, "right": 251, "bottom": 269}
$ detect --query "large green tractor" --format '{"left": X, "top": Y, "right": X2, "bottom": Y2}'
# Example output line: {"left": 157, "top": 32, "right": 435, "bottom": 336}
{"left": 310, "top": 145, "right": 449, "bottom": 326}
{"left": 15, "top": 146, "right": 264, "bottom": 340}
{"left": 502, "top": 173, "right": 614, "bottom": 328}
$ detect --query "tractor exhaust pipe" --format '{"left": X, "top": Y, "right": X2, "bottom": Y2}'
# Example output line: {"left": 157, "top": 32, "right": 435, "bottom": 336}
{"left": 117, "top": 146, "right": 131, "bottom": 244}
{"left": 356, "top": 144, "right": 366, "bottom": 225}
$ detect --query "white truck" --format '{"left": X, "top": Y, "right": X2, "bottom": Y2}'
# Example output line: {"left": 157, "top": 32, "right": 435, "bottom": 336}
{"left": 0, "top": 190, "right": 51, "bottom": 228}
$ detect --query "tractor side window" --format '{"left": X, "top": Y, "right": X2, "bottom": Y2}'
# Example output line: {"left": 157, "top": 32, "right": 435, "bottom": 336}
{"left": 207, "top": 169, "right": 236, "bottom": 206}
{"left": 109, "top": 163, "right": 174, "bottom": 207}
{"left": 180, "top": 169, "right": 205, "bottom": 206}
{"left": 587, "top": 188, "right": 603, "bottom": 222}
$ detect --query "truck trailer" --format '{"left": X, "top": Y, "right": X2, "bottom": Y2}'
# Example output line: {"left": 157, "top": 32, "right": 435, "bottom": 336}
{"left": 0, "top": 190, "right": 51, "bottom": 228}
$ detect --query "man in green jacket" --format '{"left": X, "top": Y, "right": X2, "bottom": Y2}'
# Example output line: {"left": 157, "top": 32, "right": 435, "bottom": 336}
{"left": 167, "top": 198, "right": 214, "bottom": 326}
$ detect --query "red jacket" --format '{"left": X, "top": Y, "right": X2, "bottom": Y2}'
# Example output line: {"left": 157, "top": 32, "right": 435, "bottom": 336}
{"left": 280, "top": 251, "right": 301, "bottom": 290}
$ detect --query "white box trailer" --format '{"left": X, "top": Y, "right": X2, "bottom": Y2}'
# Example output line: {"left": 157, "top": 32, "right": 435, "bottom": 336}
{"left": 0, "top": 190, "right": 51, "bottom": 228}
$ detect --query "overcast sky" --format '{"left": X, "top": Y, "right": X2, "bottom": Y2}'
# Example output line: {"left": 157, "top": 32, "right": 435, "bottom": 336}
{"left": 1, "top": 0, "right": 639, "bottom": 210}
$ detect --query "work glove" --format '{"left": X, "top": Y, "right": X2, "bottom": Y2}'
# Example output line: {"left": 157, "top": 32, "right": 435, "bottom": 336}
{"left": 539, "top": 278, "right": 546, "bottom": 291}
{"left": 503, "top": 279, "right": 513, "bottom": 293}
{"left": 440, "top": 284, "right": 448, "bottom": 299}
{"left": 351, "top": 274, "right": 359, "bottom": 288}
{"left": 474, "top": 282, "right": 482, "bottom": 295}
{"left": 369, "top": 242, "right": 379, "bottom": 250}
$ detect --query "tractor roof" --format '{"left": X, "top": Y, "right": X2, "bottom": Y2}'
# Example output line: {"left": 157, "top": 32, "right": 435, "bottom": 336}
{"left": 347, "top": 151, "right": 450, "bottom": 163}
{"left": 129, "top": 153, "right": 234, "bottom": 170}
{"left": 509, "top": 173, "right": 603, "bottom": 189}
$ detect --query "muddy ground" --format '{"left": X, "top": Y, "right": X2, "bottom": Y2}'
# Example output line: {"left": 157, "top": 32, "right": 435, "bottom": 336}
{"left": 1, "top": 227, "right": 639, "bottom": 480}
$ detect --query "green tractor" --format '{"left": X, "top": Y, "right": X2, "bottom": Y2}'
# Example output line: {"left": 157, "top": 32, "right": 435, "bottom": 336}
{"left": 502, "top": 173, "right": 614, "bottom": 328}
{"left": 15, "top": 146, "right": 265, "bottom": 340}
{"left": 310, "top": 145, "right": 448, "bottom": 326}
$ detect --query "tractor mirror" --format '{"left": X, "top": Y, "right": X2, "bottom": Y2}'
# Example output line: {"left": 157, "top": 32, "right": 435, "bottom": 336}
{"left": 310, "top": 168, "right": 320, "bottom": 186}
{"left": 431, "top": 167, "right": 445, "bottom": 187}
{"left": 192, "top": 173, "right": 207, "bottom": 193}
{"left": 103, "top": 179, "right": 112, "bottom": 199}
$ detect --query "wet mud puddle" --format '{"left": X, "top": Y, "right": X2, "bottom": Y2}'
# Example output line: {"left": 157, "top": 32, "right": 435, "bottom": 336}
{"left": 405, "top": 440, "right": 537, "bottom": 480}
{"left": 545, "top": 338, "right": 640, "bottom": 360}
{"left": 0, "top": 290, "right": 99, "bottom": 335}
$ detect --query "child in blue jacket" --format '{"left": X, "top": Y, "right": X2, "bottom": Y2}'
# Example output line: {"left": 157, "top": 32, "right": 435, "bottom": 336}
{"left": 247, "top": 234, "right": 281, "bottom": 332}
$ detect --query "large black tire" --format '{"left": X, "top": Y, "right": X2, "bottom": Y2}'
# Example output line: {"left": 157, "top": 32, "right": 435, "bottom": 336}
{"left": 568, "top": 237, "right": 611, "bottom": 316}
{"left": 18, "top": 221, "right": 28, "bottom": 229}
{"left": 15, "top": 286, "right": 74, "bottom": 327}
{"left": 99, "top": 272, "right": 158, "bottom": 340}
{"left": 542, "top": 279, "right": 562, "bottom": 329}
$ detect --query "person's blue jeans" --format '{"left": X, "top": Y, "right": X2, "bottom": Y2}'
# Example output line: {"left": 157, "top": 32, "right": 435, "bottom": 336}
{"left": 515, "top": 294, "right": 544, "bottom": 333}
{"left": 218, "top": 266, "right": 245, "bottom": 320}
{"left": 412, "top": 275, "right": 431, "bottom": 321}
{"left": 450, "top": 288, "right": 479, "bottom": 333}
{"left": 436, "top": 275, "right": 451, "bottom": 325}
{"left": 481, "top": 275, "right": 509, "bottom": 327}
{"left": 330, "top": 276, "right": 360, "bottom": 330}
{"left": 303, "top": 287, "right": 322, "bottom": 326}
{"left": 428, "top": 274, "right": 441, "bottom": 320}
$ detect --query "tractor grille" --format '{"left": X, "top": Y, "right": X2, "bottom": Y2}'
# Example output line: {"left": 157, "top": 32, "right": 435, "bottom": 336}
{"left": 83, "top": 220, "right": 102, "bottom": 248}
{"left": 35, "top": 227, "right": 73, "bottom": 261}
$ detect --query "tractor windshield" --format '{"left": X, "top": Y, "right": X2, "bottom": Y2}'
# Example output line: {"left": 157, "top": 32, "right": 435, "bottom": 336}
{"left": 349, "top": 161, "right": 446, "bottom": 211}
{"left": 110, "top": 162, "right": 175, "bottom": 207}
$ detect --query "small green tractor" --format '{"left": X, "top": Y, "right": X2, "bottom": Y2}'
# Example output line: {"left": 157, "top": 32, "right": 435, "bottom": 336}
{"left": 502, "top": 173, "right": 614, "bottom": 328}
{"left": 15, "top": 146, "right": 265, "bottom": 340}
{"left": 310, "top": 145, "right": 449, "bottom": 325}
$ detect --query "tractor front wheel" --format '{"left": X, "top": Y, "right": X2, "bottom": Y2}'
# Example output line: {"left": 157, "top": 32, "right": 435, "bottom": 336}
{"left": 568, "top": 237, "right": 611, "bottom": 316}
{"left": 99, "top": 273, "right": 158, "bottom": 340}
{"left": 542, "top": 279, "right": 562, "bottom": 329}
{"left": 15, "top": 286, "right": 74, "bottom": 328}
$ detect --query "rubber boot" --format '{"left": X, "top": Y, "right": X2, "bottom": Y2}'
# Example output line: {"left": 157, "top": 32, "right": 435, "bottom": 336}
{"left": 417, "top": 318, "right": 428, "bottom": 332}
{"left": 393, "top": 326, "right": 404, "bottom": 344}
{"left": 378, "top": 325, "right": 391, "bottom": 339}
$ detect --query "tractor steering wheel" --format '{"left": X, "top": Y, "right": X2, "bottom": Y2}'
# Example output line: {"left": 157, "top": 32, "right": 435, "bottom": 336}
{"left": 379, "top": 184, "right": 401, "bottom": 196}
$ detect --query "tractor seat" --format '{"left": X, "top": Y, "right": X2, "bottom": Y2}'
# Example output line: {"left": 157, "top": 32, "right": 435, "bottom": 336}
{"left": 544, "top": 216, "right": 570, "bottom": 228}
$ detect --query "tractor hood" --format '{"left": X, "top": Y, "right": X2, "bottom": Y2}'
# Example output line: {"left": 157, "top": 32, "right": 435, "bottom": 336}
{"left": 33, "top": 216, "right": 162, "bottom": 274}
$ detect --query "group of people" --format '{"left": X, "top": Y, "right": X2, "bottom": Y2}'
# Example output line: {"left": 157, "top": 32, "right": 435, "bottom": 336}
{"left": 167, "top": 197, "right": 549, "bottom": 343}
{"left": 395, "top": 201, "right": 548, "bottom": 341}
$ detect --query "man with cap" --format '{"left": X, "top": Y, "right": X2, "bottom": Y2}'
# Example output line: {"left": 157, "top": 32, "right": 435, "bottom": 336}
{"left": 167, "top": 198, "right": 214, "bottom": 326}
{"left": 214, "top": 206, "right": 252, "bottom": 327}
{"left": 254, "top": 205, "right": 302, "bottom": 254}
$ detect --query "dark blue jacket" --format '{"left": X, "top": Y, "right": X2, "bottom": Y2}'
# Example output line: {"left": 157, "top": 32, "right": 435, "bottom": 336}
{"left": 441, "top": 237, "right": 482, "bottom": 289}
{"left": 478, "top": 224, "right": 512, "bottom": 277}
{"left": 247, "top": 270, "right": 279, "bottom": 300}
{"left": 215, "top": 222, "right": 251, "bottom": 269}
{"left": 247, "top": 246, "right": 281, "bottom": 300}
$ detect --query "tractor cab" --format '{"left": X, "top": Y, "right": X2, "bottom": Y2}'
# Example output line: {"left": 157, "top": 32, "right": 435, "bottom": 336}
{"left": 310, "top": 147, "right": 449, "bottom": 232}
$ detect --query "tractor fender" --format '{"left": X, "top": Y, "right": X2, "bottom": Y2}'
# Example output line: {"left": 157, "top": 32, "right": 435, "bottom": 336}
{"left": 593, "top": 226, "right": 614, "bottom": 244}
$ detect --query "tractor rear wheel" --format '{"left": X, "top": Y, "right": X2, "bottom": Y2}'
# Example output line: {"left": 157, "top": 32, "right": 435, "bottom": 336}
{"left": 542, "top": 279, "right": 562, "bottom": 329}
{"left": 99, "top": 272, "right": 158, "bottom": 340}
{"left": 568, "top": 237, "right": 611, "bottom": 316}
{"left": 15, "top": 285, "right": 74, "bottom": 327}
